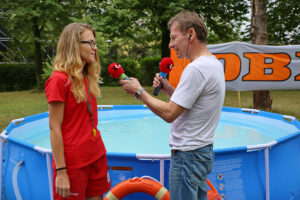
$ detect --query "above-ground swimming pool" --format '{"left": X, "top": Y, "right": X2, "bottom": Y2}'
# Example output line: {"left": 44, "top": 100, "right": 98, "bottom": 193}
{"left": 1, "top": 105, "right": 300, "bottom": 200}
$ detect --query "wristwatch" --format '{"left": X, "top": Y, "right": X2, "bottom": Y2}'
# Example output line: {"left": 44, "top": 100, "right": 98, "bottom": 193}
{"left": 135, "top": 87, "right": 145, "bottom": 100}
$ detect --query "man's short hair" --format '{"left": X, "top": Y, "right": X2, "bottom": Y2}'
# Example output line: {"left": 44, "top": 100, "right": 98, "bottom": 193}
{"left": 168, "top": 10, "right": 207, "bottom": 43}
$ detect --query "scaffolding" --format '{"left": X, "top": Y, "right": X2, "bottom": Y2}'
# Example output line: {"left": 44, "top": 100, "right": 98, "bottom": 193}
{"left": 0, "top": 29, "right": 26, "bottom": 62}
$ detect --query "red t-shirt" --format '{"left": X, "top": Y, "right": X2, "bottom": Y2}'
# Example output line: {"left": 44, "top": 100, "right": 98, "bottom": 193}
{"left": 45, "top": 71, "right": 106, "bottom": 169}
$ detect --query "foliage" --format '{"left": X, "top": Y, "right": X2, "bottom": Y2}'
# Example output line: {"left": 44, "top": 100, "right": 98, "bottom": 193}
{"left": 100, "top": 56, "right": 115, "bottom": 86}
{"left": 1, "top": 0, "right": 299, "bottom": 89}
{"left": 0, "top": 50, "right": 22, "bottom": 63}
{"left": 140, "top": 56, "right": 161, "bottom": 85}
{"left": 1, "top": 0, "right": 85, "bottom": 87}
{"left": 117, "top": 59, "right": 140, "bottom": 78}
{"left": 0, "top": 63, "right": 36, "bottom": 91}
{"left": 267, "top": 0, "right": 300, "bottom": 44}
{"left": 100, "top": 58, "right": 140, "bottom": 86}
{"left": 2, "top": 1, "right": 84, "bottom": 46}
{"left": 88, "top": 0, "right": 249, "bottom": 57}
{"left": 41, "top": 62, "right": 54, "bottom": 84}
{"left": 0, "top": 58, "right": 146, "bottom": 90}
{"left": 109, "top": 37, "right": 161, "bottom": 60}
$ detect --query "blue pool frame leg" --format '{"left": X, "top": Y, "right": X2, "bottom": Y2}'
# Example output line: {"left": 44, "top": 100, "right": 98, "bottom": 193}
{"left": 136, "top": 154, "right": 170, "bottom": 186}
{"left": 160, "top": 159, "right": 165, "bottom": 186}
{"left": 247, "top": 141, "right": 277, "bottom": 200}
{"left": 137, "top": 143, "right": 275, "bottom": 200}
{"left": 46, "top": 153, "right": 53, "bottom": 200}
{"left": 0, "top": 130, "right": 8, "bottom": 200}
{"left": 0, "top": 134, "right": 286, "bottom": 200}
{"left": 2, "top": 106, "right": 300, "bottom": 200}
{"left": 264, "top": 148, "right": 270, "bottom": 200}
{"left": 34, "top": 146, "right": 53, "bottom": 200}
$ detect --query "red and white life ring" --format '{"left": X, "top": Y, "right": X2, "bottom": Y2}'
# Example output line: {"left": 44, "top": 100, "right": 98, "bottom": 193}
{"left": 104, "top": 177, "right": 221, "bottom": 200}
{"left": 104, "top": 177, "right": 169, "bottom": 200}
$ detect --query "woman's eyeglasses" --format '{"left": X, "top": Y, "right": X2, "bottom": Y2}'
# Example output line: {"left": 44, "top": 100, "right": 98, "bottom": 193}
{"left": 80, "top": 41, "right": 97, "bottom": 49}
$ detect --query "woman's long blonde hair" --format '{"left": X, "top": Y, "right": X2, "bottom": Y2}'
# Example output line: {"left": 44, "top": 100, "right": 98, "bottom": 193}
{"left": 53, "top": 23, "right": 101, "bottom": 103}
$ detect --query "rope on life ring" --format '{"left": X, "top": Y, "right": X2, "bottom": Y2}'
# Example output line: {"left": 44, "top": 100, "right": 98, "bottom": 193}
{"left": 207, "top": 179, "right": 222, "bottom": 200}
{"left": 103, "top": 177, "right": 169, "bottom": 200}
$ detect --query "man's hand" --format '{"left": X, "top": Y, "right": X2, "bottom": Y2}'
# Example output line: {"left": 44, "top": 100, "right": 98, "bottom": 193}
{"left": 153, "top": 73, "right": 175, "bottom": 96}
{"left": 120, "top": 78, "right": 142, "bottom": 96}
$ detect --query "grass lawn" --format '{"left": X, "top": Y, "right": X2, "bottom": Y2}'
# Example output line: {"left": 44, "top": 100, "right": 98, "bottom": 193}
{"left": 0, "top": 87, "right": 299, "bottom": 131}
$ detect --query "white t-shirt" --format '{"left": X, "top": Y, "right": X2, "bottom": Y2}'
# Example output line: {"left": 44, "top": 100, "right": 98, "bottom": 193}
{"left": 169, "top": 55, "right": 225, "bottom": 151}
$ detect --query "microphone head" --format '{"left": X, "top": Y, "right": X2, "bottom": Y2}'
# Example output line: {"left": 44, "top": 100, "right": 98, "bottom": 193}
{"left": 108, "top": 63, "right": 124, "bottom": 79}
{"left": 159, "top": 57, "right": 174, "bottom": 73}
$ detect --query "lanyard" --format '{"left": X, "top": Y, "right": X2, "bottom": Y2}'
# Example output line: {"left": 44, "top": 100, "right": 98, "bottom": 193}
{"left": 86, "top": 88, "right": 95, "bottom": 128}
{"left": 85, "top": 81, "right": 97, "bottom": 136}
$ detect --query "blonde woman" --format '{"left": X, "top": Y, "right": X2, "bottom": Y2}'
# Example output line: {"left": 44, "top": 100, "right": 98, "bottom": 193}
{"left": 45, "top": 23, "right": 110, "bottom": 200}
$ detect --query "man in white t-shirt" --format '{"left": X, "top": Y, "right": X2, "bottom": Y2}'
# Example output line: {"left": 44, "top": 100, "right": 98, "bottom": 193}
{"left": 120, "top": 10, "right": 225, "bottom": 200}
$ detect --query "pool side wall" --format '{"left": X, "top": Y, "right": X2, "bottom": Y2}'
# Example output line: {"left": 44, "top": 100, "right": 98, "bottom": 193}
{"left": 2, "top": 106, "right": 300, "bottom": 200}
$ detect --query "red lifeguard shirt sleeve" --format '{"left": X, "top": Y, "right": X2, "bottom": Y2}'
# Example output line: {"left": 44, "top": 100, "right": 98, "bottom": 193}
{"left": 45, "top": 75, "right": 68, "bottom": 103}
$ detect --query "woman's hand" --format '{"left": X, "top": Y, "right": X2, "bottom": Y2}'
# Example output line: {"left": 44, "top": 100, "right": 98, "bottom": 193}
{"left": 55, "top": 170, "right": 70, "bottom": 198}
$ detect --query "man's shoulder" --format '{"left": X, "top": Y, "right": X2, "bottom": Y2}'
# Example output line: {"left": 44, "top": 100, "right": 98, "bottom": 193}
{"left": 191, "top": 56, "right": 222, "bottom": 70}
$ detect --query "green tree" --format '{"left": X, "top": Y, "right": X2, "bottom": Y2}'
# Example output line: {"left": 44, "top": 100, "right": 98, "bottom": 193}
{"left": 1, "top": 1, "right": 84, "bottom": 88}
{"left": 267, "top": 0, "right": 300, "bottom": 44}
{"left": 88, "top": 0, "right": 249, "bottom": 58}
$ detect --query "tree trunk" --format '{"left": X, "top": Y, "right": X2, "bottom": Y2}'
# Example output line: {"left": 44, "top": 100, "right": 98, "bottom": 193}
{"left": 251, "top": 0, "right": 272, "bottom": 110}
{"left": 33, "top": 17, "right": 43, "bottom": 89}
{"left": 161, "top": 21, "right": 170, "bottom": 58}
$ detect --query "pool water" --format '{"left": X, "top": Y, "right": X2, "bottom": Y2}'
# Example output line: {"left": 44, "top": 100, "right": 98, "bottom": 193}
{"left": 7, "top": 109, "right": 298, "bottom": 154}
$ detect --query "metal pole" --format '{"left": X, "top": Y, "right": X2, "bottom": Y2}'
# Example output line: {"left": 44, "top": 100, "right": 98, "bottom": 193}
{"left": 46, "top": 153, "right": 53, "bottom": 200}
{"left": 160, "top": 159, "right": 165, "bottom": 185}
{"left": 0, "top": 131, "right": 8, "bottom": 200}
{"left": 0, "top": 136, "right": 3, "bottom": 200}
{"left": 264, "top": 147, "right": 270, "bottom": 200}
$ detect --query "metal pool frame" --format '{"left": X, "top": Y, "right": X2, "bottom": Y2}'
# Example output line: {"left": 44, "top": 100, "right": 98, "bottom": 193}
{"left": 1, "top": 105, "right": 300, "bottom": 200}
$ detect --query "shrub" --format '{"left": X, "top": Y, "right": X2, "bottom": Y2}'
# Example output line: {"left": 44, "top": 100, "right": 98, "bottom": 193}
{"left": 140, "top": 56, "right": 161, "bottom": 85}
{"left": 0, "top": 63, "right": 36, "bottom": 91}
{"left": 41, "top": 62, "right": 54, "bottom": 84}
{"left": 100, "top": 58, "right": 118, "bottom": 86}
{"left": 100, "top": 58, "right": 139, "bottom": 86}
{"left": 117, "top": 59, "right": 140, "bottom": 79}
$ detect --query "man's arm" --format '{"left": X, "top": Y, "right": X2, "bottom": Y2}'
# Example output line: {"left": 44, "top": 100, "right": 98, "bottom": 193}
{"left": 120, "top": 78, "right": 185, "bottom": 123}
{"left": 141, "top": 90, "right": 185, "bottom": 123}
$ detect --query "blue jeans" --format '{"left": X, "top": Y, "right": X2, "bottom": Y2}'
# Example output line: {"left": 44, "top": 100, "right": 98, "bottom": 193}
{"left": 169, "top": 144, "right": 214, "bottom": 200}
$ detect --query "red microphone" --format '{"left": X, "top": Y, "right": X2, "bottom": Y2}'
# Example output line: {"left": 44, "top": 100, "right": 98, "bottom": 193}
{"left": 153, "top": 57, "right": 174, "bottom": 96}
{"left": 108, "top": 63, "right": 129, "bottom": 80}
